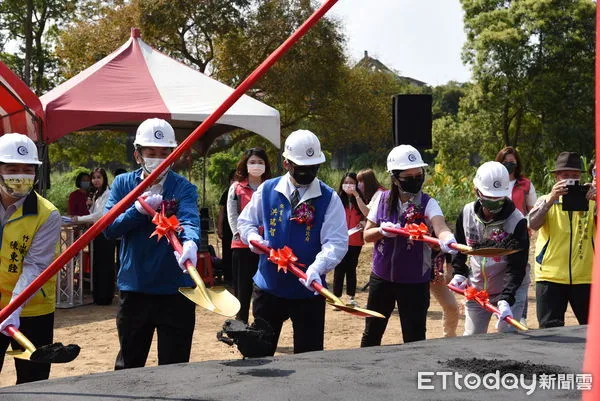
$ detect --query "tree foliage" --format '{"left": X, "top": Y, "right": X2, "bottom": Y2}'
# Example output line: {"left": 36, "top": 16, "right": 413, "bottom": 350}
{"left": 435, "top": 0, "right": 596, "bottom": 186}
{"left": 49, "top": 131, "right": 128, "bottom": 170}
{"left": 0, "top": 0, "right": 76, "bottom": 93}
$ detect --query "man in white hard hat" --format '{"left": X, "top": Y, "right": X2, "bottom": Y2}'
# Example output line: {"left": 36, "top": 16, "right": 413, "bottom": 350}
{"left": 450, "top": 161, "right": 529, "bottom": 335}
{"left": 237, "top": 129, "right": 347, "bottom": 355}
{"left": 103, "top": 118, "right": 200, "bottom": 369}
{"left": 0, "top": 133, "right": 61, "bottom": 384}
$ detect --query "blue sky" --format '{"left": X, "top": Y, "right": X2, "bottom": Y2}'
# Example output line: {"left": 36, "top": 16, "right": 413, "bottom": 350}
{"left": 325, "top": 0, "right": 472, "bottom": 86}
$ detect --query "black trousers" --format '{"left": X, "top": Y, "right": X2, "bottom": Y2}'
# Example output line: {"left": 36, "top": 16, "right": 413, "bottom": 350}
{"left": 0, "top": 312, "right": 54, "bottom": 384}
{"left": 92, "top": 234, "right": 117, "bottom": 305}
{"left": 333, "top": 245, "right": 362, "bottom": 297}
{"left": 221, "top": 233, "right": 233, "bottom": 282}
{"left": 114, "top": 292, "right": 195, "bottom": 370}
{"left": 232, "top": 248, "right": 259, "bottom": 323}
{"left": 536, "top": 281, "right": 591, "bottom": 328}
{"left": 252, "top": 285, "right": 326, "bottom": 355}
{"left": 361, "top": 274, "right": 430, "bottom": 346}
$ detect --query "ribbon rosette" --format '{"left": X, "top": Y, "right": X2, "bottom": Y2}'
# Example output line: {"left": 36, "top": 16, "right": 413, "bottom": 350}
{"left": 267, "top": 246, "right": 305, "bottom": 273}
{"left": 464, "top": 286, "right": 490, "bottom": 306}
{"left": 150, "top": 209, "right": 183, "bottom": 241}
{"left": 404, "top": 222, "right": 429, "bottom": 239}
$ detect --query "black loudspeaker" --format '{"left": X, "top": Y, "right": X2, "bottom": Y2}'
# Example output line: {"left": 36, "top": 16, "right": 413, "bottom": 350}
{"left": 392, "top": 94, "right": 432, "bottom": 149}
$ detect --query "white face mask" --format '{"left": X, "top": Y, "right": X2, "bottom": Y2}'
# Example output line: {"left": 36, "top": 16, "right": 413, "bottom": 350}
{"left": 142, "top": 157, "right": 169, "bottom": 179}
{"left": 247, "top": 163, "right": 265, "bottom": 178}
{"left": 1, "top": 174, "right": 35, "bottom": 198}
{"left": 342, "top": 183, "right": 356, "bottom": 194}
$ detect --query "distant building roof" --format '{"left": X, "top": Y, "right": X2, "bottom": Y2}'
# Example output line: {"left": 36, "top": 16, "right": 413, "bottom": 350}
{"left": 354, "top": 51, "right": 427, "bottom": 87}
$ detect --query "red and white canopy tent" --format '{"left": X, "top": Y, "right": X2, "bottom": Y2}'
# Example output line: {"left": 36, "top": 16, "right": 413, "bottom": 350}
{"left": 40, "top": 28, "right": 280, "bottom": 152}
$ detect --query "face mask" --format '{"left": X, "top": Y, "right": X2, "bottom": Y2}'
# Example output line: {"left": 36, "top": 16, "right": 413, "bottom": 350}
{"left": 342, "top": 183, "right": 356, "bottom": 194}
{"left": 80, "top": 181, "right": 90, "bottom": 190}
{"left": 502, "top": 161, "right": 517, "bottom": 174}
{"left": 479, "top": 196, "right": 505, "bottom": 214}
{"left": 247, "top": 163, "right": 265, "bottom": 178}
{"left": 394, "top": 174, "right": 424, "bottom": 195}
{"left": 2, "top": 174, "right": 35, "bottom": 198}
{"left": 289, "top": 164, "right": 319, "bottom": 186}
{"left": 142, "top": 157, "right": 169, "bottom": 179}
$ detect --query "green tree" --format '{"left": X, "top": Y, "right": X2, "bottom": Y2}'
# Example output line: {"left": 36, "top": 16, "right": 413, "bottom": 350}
{"left": 49, "top": 131, "right": 128, "bottom": 170}
{"left": 0, "top": 0, "right": 76, "bottom": 93}
{"left": 439, "top": 0, "right": 596, "bottom": 185}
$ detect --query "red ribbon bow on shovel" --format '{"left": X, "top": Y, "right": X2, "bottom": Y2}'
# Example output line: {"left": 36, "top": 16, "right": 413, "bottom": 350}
{"left": 404, "top": 222, "right": 429, "bottom": 239}
{"left": 150, "top": 206, "right": 183, "bottom": 241}
{"left": 464, "top": 286, "right": 490, "bottom": 306}
{"left": 268, "top": 246, "right": 304, "bottom": 273}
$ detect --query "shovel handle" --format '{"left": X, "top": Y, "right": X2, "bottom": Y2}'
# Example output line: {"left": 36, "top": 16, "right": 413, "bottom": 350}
{"left": 382, "top": 227, "right": 472, "bottom": 253}
{"left": 4, "top": 325, "right": 36, "bottom": 353}
{"left": 447, "top": 284, "right": 528, "bottom": 331}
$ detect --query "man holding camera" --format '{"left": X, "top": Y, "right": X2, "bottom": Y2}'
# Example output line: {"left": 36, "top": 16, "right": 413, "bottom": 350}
{"left": 529, "top": 152, "right": 596, "bottom": 328}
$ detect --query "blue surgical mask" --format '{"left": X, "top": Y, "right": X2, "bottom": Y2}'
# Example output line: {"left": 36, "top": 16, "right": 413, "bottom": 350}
{"left": 80, "top": 181, "right": 90, "bottom": 190}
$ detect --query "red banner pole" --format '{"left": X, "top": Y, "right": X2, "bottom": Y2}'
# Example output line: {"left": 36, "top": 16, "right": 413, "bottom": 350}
{"left": 0, "top": 0, "right": 340, "bottom": 322}
{"left": 582, "top": 3, "right": 600, "bottom": 399}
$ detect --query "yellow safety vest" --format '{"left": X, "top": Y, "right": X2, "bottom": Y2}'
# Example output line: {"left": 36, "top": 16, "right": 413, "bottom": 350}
{"left": 0, "top": 192, "right": 58, "bottom": 316}
{"left": 535, "top": 195, "right": 595, "bottom": 285}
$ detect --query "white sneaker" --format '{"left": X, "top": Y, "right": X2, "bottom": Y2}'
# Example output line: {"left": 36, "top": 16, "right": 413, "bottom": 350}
{"left": 519, "top": 317, "right": 528, "bottom": 328}
{"left": 347, "top": 297, "right": 359, "bottom": 307}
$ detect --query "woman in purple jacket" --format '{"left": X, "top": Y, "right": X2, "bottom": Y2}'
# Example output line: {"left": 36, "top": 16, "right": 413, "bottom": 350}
{"left": 360, "top": 145, "right": 457, "bottom": 346}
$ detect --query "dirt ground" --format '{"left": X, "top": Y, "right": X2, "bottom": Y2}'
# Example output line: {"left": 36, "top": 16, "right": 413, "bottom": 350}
{"left": 0, "top": 238, "right": 580, "bottom": 387}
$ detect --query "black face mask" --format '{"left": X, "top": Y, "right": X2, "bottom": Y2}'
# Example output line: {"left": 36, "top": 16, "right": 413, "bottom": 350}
{"left": 502, "top": 161, "right": 517, "bottom": 174}
{"left": 392, "top": 171, "right": 424, "bottom": 195}
{"left": 289, "top": 163, "right": 319, "bottom": 186}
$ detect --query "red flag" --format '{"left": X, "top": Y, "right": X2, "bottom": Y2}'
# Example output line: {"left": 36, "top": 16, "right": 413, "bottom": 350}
{"left": 582, "top": 4, "right": 600, "bottom": 399}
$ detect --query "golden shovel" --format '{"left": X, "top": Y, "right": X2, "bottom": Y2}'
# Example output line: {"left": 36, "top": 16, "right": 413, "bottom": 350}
{"left": 250, "top": 241, "right": 384, "bottom": 319}
{"left": 137, "top": 197, "right": 240, "bottom": 317}
{"left": 5, "top": 325, "right": 80, "bottom": 363}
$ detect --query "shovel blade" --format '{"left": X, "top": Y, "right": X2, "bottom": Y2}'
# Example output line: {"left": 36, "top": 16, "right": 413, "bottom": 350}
{"left": 7, "top": 349, "right": 32, "bottom": 361}
{"left": 179, "top": 287, "right": 217, "bottom": 312}
{"left": 30, "top": 343, "right": 81, "bottom": 364}
{"left": 327, "top": 301, "right": 385, "bottom": 318}
{"left": 206, "top": 286, "right": 241, "bottom": 317}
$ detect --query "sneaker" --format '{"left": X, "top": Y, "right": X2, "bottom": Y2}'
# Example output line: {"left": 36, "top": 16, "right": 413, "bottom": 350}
{"left": 347, "top": 297, "right": 359, "bottom": 307}
{"left": 519, "top": 317, "right": 528, "bottom": 328}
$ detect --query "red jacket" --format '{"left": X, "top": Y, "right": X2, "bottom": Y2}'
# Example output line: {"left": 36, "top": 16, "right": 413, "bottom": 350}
{"left": 346, "top": 205, "right": 364, "bottom": 246}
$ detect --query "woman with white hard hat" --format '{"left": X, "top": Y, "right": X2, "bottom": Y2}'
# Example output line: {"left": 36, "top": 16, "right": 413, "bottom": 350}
{"left": 361, "top": 144, "right": 457, "bottom": 346}
{"left": 449, "top": 161, "right": 530, "bottom": 335}
{"left": 0, "top": 133, "right": 62, "bottom": 384}
{"left": 103, "top": 118, "right": 201, "bottom": 369}
{"left": 237, "top": 129, "right": 347, "bottom": 356}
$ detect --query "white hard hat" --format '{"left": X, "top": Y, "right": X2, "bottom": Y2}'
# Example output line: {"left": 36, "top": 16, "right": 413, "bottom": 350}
{"left": 473, "top": 161, "right": 510, "bottom": 197}
{"left": 386, "top": 145, "right": 428, "bottom": 171}
{"left": 134, "top": 118, "right": 177, "bottom": 148}
{"left": 282, "top": 130, "right": 326, "bottom": 166}
{"left": 0, "top": 133, "right": 42, "bottom": 165}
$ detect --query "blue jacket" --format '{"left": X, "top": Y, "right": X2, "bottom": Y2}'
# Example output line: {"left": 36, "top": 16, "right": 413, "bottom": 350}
{"left": 103, "top": 169, "right": 199, "bottom": 294}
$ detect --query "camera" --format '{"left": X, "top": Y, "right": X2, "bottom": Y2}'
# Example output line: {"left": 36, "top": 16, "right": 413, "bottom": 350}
{"left": 563, "top": 179, "right": 589, "bottom": 211}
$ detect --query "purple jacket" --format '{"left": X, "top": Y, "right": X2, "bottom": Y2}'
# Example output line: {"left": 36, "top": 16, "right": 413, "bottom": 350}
{"left": 372, "top": 191, "right": 432, "bottom": 283}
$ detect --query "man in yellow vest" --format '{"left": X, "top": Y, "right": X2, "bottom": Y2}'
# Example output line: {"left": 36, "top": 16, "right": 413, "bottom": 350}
{"left": 529, "top": 152, "right": 596, "bottom": 328}
{"left": 0, "top": 133, "right": 61, "bottom": 384}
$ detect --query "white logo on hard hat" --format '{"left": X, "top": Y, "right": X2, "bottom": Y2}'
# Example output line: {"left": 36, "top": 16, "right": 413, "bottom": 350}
{"left": 493, "top": 181, "right": 501, "bottom": 188}
{"left": 17, "top": 146, "right": 28, "bottom": 156}
{"left": 154, "top": 130, "right": 164, "bottom": 140}
{"left": 408, "top": 154, "right": 417, "bottom": 162}
{"left": 306, "top": 147, "right": 314, "bottom": 157}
